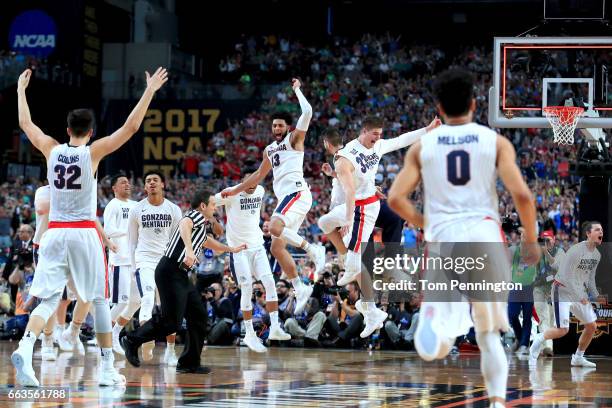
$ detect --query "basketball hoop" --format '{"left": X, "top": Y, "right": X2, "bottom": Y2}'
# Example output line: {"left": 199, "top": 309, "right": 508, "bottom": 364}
{"left": 543, "top": 106, "right": 583, "bottom": 145}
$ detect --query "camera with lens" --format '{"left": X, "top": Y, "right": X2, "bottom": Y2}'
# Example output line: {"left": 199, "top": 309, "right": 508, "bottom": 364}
{"left": 204, "top": 286, "right": 216, "bottom": 297}
{"left": 253, "top": 289, "right": 264, "bottom": 298}
{"left": 16, "top": 247, "right": 33, "bottom": 269}
{"left": 324, "top": 286, "right": 349, "bottom": 300}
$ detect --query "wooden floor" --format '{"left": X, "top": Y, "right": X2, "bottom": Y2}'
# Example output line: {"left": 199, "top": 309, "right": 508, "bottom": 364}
{"left": 0, "top": 341, "right": 611, "bottom": 407}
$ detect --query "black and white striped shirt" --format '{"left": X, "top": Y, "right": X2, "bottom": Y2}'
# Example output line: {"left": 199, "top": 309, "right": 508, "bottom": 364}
{"left": 164, "top": 209, "right": 209, "bottom": 264}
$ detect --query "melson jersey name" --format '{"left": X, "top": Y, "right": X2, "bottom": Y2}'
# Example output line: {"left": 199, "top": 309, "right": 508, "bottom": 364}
{"left": 141, "top": 213, "right": 173, "bottom": 228}
{"left": 437, "top": 135, "right": 479, "bottom": 145}
{"left": 240, "top": 196, "right": 262, "bottom": 211}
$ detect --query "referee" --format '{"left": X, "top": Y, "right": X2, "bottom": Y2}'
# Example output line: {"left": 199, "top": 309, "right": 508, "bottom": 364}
{"left": 120, "top": 189, "right": 246, "bottom": 373}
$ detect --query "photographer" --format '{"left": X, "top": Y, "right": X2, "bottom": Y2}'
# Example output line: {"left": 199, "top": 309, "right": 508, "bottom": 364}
{"left": 249, "top": 281, "right": 270, "bottom": 337}
{"left": 205, "top": 282, "right": 236, "bottom": 345}
{"left": 533, "top": 230, "right": 565, "bottom": 356}
{"left": 312, "top": 265, "right": 339, "bottom": 312}
{"left": 322, "top": 282, "right": 364, "bottom": 348}
{"left": 382, "top": 293, "right": 420, "bottom": 350}
{"left": 283, "top": 278, "right": 326, "bottom": 347}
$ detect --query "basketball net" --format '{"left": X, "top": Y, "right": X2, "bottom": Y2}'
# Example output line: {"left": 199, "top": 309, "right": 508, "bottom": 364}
{"left": 543, "top": 106, "right": 583, "bottom": 145}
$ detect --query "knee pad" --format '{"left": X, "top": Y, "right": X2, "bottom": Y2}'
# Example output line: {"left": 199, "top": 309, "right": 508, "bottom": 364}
{"left": 93, "top": 298, "right": 112, "bottom": 334}
{"left": 240, "top": 280, "right": 253, "bottom": 311}
{"left": 261, "top": 274, "right": 278, "bottom": 302}
{"left": 139, "top": 292, "right": 155, "bottom": 322}
{"left": 31, "top": 292, "right": 62, "bottom": 322}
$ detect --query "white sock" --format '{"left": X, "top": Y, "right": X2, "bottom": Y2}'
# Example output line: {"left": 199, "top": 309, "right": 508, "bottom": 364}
{"left": 69, "top": 322, "right": 81, "bottom": 337}
{"left": 290, "top": 277, "right": 305, "bottom": 291}
{"left": 22, "top": 331, "right": 37, "bottom": 349}
{"left": 476, "top": 331, "right": 508, "bottom": 400}
{"left": 270, "top": 311, "right": 280, "bottom": 329}
{"left": 575, "top": 349, "right": 584, "bottom": 357}
{"left": 112, "top": 323, "right": 123, "bottom": 336}
{"left": 43, "top": 334, "right": 54, "bottom": 347}
{"left": 101, "top": 347, "right": 114, "bottom": 368}
{"left": 364, "top": 301, "right": 376, "bottom": 312}
{"left": 244, "top": 319, "right": 255, "bottom": 336}
{"left": 280, "top": 228, "right": 305, "bottom": 248}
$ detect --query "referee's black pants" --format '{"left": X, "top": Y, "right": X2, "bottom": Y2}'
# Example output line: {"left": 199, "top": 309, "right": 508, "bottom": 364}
{"left": 126, "top": 256, "right": 208, "bottom": 369}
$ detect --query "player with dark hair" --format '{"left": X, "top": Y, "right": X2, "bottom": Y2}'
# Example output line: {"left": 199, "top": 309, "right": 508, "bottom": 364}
{"left": 104, "top": 174, "right": 136, "bottom": 354}
{"left": 388, "top": 68, "right": 539, "bottom": 408}
{"left": 11, "top": 67, "right": 168, "bottom": 387}
{"left": 530, "top": 221, "right": 603, "bottom": 368}
{"left": 222, "top": 78, "right": 325, "bottom": 315}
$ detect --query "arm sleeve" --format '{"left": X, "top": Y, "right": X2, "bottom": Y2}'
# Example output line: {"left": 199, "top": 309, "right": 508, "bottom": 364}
{"left": 377, "top": 128, "right": 427, "bottom": 155}
{"left": 127, "top": 208, "right": 139, "bottom": 269}
{"left": 294, "top": 88, "right": 313, "bottom": 132}
{"left": 172, "top": 205, "right": 183, "bottom": 232}
{"left": 551, "top": 249, "right": 565, "bottom": 271}
{"left": 103, "top": 202, "right": 126, "bottom": 238}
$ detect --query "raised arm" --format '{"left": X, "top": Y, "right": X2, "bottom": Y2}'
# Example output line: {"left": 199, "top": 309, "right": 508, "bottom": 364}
{"left": 378, "top": 117, "right": 441, "bottom": 155}
{"left": 17, "top": 69, "right": 58, "bottom": 159}
{"left": 288, "top": 78, "right": 313, "bottom": 149}
{"left": 496, "top": 135, "right": 540, "bottom": 265}
{"left": 387, "top": 142, "right": 424, "bottom": 228}
{"left": 90, "top": 68, "right": 168, "bottom": 168}
{"left": 335, "top": 157, "right": 356, "bottom": 232}
{"left": 221, "top": 152, "right": 272, "bottom": 197}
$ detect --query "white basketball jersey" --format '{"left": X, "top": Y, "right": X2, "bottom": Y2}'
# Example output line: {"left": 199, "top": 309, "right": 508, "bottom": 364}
{"left": 33, "top": 185, "right": 50, "bottom": 245}
{"left": 420, "top": 123, "right": 499, "bottom": 241}
{"left": 215, "top": 185, "right": 265, "bottom": 248}
{"left": 47, "top": 144, "right": 97, "bottom": 222}
{"left": 104, "top": 198, "right": 137, "bottom": 266}
{"left": 265, "top": 132, "right": 308, "bottom": 198}
{"left": 336, "top": 138, "right": 382, "bottom": 200}
{"left": 129, "top": 198, "right": 182, "bottom": 266}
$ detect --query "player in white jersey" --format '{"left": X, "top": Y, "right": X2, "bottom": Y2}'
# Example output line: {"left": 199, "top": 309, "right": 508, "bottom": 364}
{"left": 104, "top": 174, "right": 137, "bottom": 354}
{"left": 34, "top": 186, "right": 114, "bottom": 358}
{"left": 388, "top": 68, "right": 539, "bottom": 408}
{"left": 530, "top": 221, "right": 603, "bottom": 368}
{"left": 113, "top": 171, "right": 182, "bottom": 365}
{"left": 317, "top": 117, "right": 440, "bottom": 338}
{"left": 222, "top": 78, "right": 325, "bottom": 314}
{"left": 215, "top": 177, "right": 292, "bottom": 352}
{"left": 11, "top": 67, "right": 168, "bottom": 387}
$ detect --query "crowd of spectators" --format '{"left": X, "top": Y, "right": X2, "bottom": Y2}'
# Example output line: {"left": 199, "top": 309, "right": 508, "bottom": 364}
{"left": 0, "top": 34, "right": 589, "bottom": 351}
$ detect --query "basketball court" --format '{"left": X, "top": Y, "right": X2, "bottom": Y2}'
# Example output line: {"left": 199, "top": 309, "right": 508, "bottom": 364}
{"left": 0, "top": 343, "right": 611, "bottom": 407}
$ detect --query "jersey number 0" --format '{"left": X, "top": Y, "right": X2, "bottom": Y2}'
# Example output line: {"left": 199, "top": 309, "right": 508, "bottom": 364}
{"left": 446, "top": 150, "right": 470, "bottom": 186}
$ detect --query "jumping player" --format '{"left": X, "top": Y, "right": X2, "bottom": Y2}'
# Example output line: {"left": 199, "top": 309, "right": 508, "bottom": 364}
{"left": 388, "top": 68, "right": 539, "bottom": 408}
{"left": 11, "top": 67, "right": 168, "bottom": 387}
{"left": 318, "top": 117, "right": 440, "bottom": 338}
{"left": 221, "top": 78, "right": 325, "bottom": 314}
{"left": 215, "top": 177, "right": 292, "bottom": 353}
{"left": 530, "top": 221, "right": 603, "bottom": 368}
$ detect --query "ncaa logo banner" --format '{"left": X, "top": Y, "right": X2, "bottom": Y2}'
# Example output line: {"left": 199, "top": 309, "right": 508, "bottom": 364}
{"left": 9, "top": 10, "right": 57, "bottom": 58}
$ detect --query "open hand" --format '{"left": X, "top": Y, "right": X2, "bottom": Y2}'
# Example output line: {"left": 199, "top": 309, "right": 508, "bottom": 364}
{"left": 146, "top": 67, "right": 169, "bottom": 92}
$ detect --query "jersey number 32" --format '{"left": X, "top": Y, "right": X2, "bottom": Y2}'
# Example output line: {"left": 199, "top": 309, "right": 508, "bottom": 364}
{"left": 53, "top": 165, "right": 82, "bottom": 190}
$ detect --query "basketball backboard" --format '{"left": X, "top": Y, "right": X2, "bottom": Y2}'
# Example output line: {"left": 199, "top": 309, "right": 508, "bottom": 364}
{"left": 488, "top": 37, "right": 612, "bottom": 129}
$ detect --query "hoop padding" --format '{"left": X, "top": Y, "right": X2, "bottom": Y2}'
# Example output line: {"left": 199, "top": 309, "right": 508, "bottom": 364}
{"left": 543, "top": 106, "right": 583, "bottom": 145}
